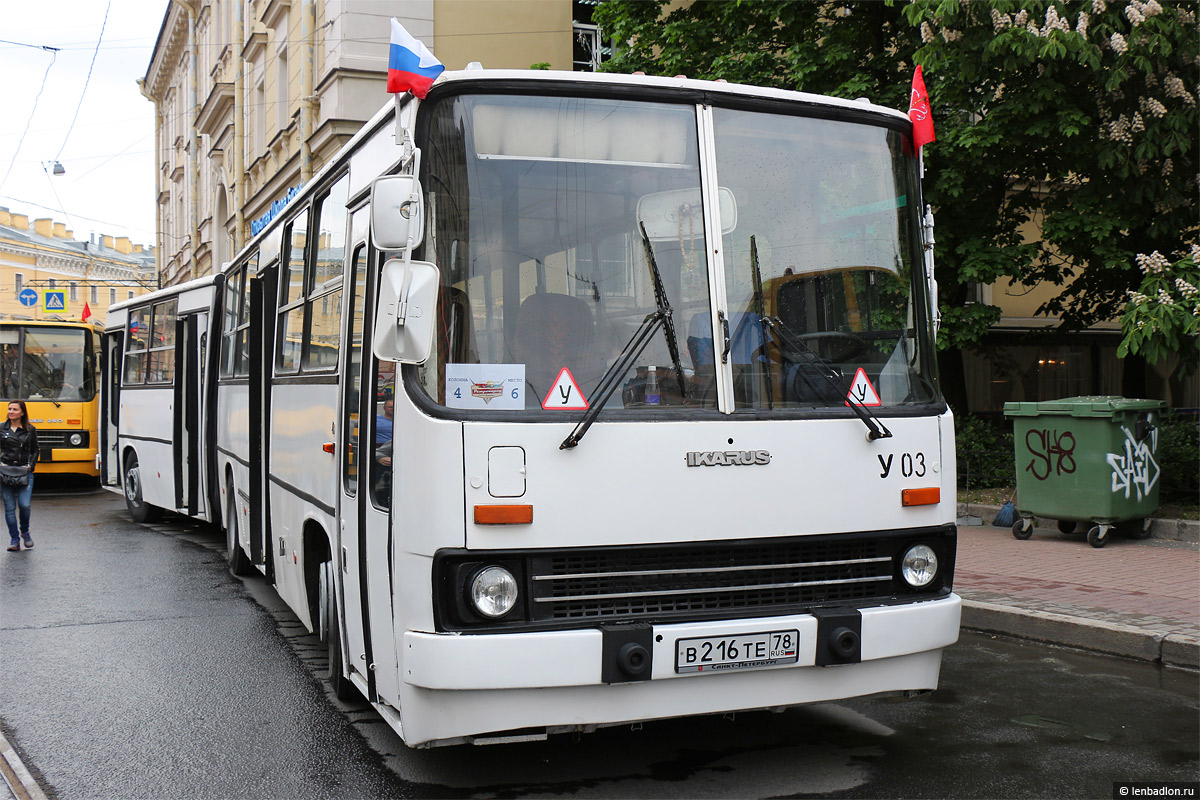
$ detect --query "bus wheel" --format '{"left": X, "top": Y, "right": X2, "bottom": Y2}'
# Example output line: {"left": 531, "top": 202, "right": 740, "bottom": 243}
{"left": 123, "top": 452, "right": 163, "bottom": 523}
{"left": 225, "top": 487, "right": 253, "bottom": 576}
{"left": 320, "top": 559, "right": 357, "bottom": 701}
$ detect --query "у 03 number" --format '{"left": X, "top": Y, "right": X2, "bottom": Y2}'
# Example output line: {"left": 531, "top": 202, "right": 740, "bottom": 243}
{"left": 877, "top": 452, "right": 927, "bottom": 479}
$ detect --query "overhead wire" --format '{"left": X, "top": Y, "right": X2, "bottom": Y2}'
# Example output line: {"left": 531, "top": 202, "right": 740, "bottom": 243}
{"left": 0, "top": 193, "right": 154, "bottom": 240}
{"left": 55, "top": 0, "right": 114, "bottom": 164}
{"left": 69, "top": 134, "right": 153, "bottom": 181}
{"left": 41, "top": 163, "right": 77, "bottom": 234}
{"left": 0, "top": 47, "right": 58, "bottom": 193}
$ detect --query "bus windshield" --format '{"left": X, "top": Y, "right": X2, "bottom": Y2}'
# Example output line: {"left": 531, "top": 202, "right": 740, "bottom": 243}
{"left": 0, "top": 326, "right": 95, "bottom": 402}
{"left": 712, "top": 107, "right": 937, "bottom": 409}
{"left": 416, "top": 93, "right": 936, "bottom": 414}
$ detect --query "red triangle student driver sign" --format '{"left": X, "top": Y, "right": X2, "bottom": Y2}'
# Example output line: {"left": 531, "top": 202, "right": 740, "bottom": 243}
{"left": 846, "top": 368, "right": 882, "bottom": 408}
{"left": 542, "top": 367, "right": 589, "bottom": 410}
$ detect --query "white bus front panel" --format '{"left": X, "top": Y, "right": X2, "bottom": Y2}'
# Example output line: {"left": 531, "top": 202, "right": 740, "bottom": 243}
{"left": 462, "top": 414, "right": 954, "bottom": 550}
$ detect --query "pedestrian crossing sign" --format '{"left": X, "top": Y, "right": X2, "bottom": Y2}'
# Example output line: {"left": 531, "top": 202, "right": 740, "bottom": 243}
{"left": 42, "top": 290, "right": 67, "bottom": 313}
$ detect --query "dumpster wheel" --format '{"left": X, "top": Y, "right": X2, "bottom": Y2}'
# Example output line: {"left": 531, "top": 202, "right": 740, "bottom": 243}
{"left": 1012, "top": 518, "right": 1034, "bottom": 540}
{"left": 1086, "top": 524, "right": 1112, "bottom": 548}
{"left": 1118, "top": 518, "right": 1153, "bottom": 540}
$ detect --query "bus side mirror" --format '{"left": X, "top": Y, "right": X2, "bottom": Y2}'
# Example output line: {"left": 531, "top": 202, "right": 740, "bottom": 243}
{"left": 370, "top": 175, "right": 425, "bottom": 252}
{"left": 372, "top": 258, "right": 440, "bottom": 364}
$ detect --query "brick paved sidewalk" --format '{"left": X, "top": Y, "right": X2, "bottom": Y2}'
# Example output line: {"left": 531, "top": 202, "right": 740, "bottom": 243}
{"left": 953, "top": 523, "right": 1199, "bottom": 667}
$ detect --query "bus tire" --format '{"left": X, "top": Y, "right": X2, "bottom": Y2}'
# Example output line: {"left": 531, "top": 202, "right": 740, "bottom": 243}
{"left": 123, "top": 451, "right": 163, "bottom": 524}
{"left": 321, "top": 559, "right": 357, "bottom": 701}
{"left": 225, "top": 486, "right": 253, "bottom": 576}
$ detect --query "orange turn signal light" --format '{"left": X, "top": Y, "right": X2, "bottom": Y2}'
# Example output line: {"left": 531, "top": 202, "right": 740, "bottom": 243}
{"left": 322, "top": 442, "right": 335, "bottom": 454}
{"left": 474, "top": 504, "right": 533, "bottom": 525}
{"left": 901, "top": 487, "right": 940, "bottom": 507}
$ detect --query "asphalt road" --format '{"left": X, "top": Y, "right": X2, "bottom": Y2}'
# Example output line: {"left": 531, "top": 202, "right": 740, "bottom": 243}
{"left": 1, "top": 486, "right": 1196, "bottom": 799}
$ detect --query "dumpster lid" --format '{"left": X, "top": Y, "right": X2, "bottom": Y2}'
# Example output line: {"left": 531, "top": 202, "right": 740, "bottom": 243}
{"left": 1004, "top": 396, "right": 1166, "bottom": 418}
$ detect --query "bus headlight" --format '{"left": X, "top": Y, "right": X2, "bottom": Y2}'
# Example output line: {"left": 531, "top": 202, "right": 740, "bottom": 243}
{"left": 469, "top": 566, "right": 518, "bottom": 618}
{"left": 901, "top": 544, "right": 939, "bottom": 588}
{"left": 69, "top": 433, "right": 83, "bottom": 446}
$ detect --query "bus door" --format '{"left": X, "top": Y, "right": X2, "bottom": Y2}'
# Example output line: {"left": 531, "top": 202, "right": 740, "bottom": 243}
{"left": 100, "top": 331, "right": 122, "bottom": 487}
{"left": 172, "top": 314, "right": 205, "bottom": 516}
{"left": 338, "top": 210, "right": 398, "bottom": 704}
{"left": 248, "top": 270, "right": 274, "bottom": 572}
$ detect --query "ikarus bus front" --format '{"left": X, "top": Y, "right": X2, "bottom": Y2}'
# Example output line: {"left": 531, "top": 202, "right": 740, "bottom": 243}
{"left": 354, "top": 70, "right": 959, "bottom": 746}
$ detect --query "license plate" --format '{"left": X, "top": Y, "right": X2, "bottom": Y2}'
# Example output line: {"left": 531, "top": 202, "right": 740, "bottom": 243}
{"left": 675, "top": 629, "right": 800, "bottom": 674}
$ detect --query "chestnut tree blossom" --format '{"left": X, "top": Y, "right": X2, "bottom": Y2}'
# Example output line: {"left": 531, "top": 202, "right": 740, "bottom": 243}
{"left": 594, "top": 0, "right": 1198, "bottom": 401}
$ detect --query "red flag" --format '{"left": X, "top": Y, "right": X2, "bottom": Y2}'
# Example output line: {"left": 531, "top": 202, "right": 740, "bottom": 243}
{"left": 81, "top": 301, "right": 92, "bottom": 322}
{"left": 908, "top": 65, "right": 935, "bottom": 150}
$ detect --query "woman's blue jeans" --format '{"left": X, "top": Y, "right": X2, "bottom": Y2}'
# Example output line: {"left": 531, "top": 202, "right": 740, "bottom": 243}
{"left": 1, "top": 474, "right": 33, "bottom": 540}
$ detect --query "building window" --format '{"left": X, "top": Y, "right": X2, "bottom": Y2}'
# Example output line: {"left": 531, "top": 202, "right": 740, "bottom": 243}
{"left": 48, "top": 278, "right": 56, "bottom": 290}
{"left": 128, "top": 291, "right": 134, "bottom": 300}
{"left": 276, "top": 42, "right": 290, "bottom": 133}
{"left": 14, "top": 274, "right": 22, "bottom": 293}
{"left": 110, "top": 288, "right": 117, "bottom": 306}
{"left": 90, "top": 285, "right": 98, "bottom": 304}
{"left": 254, "top": 77, "right": 266, "bottom": 154}
{"left": 572, "top": 1, "right": 610, "bottom": 71}
{"left": 70, "top": 282, "right": 78, "bottom": 302}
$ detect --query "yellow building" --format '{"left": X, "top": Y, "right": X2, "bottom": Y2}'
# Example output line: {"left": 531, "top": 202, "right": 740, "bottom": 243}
{"left": 141, "top": 0, "right": 603, "bottom": 288}
{"left": 0, "top": 208, "right": 156, "bottom": 325}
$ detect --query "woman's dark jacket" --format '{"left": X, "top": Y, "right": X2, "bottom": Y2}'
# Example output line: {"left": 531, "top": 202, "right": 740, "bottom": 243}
{"left": 0, "top": 421, "right": 38, "bottom": 469}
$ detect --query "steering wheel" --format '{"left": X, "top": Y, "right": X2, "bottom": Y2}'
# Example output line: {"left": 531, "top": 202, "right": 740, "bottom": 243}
{"left": 795, "top": 331, "right": 867, "bottom": 363}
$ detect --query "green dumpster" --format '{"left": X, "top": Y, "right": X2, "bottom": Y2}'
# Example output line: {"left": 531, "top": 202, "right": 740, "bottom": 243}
{"left": 1003, "top": 396, "right": 1165, "bottom": 548}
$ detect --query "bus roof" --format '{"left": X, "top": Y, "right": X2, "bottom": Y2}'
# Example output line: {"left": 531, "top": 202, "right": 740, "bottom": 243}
{"left": 432, "top": 68, "right": 911, "bottom": 124}
{"left": 0, "top": 317, "right": 103, "bottom": 330}
{"left": 105, "top": 272, "right": 220, "bottom": 330}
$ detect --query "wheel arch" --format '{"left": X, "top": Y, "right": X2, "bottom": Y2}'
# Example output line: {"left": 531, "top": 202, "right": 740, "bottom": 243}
{"left": 303, "top": 518, "right": 336, "bottom": 637}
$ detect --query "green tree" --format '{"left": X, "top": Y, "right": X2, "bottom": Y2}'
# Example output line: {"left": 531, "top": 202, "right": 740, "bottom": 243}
{"left": 594, "top": 0, "right": 1199, "bottom": 409}
{"left": 1118, "top": 247, "right": 1200, "bottom": 375}
{"left": 906, "top": 0, "right": 1199, "bottom": 357}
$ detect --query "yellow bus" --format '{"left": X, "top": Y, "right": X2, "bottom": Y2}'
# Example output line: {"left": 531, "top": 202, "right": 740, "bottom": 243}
{"left": 0, "top": 319, "right": 101, "bottom": 479}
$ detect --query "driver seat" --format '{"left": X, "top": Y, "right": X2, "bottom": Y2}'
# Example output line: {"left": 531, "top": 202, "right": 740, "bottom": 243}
{"left": 512, "top": 293, "right": 603, "bottom": 403}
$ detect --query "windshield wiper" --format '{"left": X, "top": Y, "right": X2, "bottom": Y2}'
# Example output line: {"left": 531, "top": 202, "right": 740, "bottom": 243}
{"left": 748, "top": 236, "right": 892, "bottom": 442}
{"left": 560, "top": 222, "right": 685, "bottom": 450}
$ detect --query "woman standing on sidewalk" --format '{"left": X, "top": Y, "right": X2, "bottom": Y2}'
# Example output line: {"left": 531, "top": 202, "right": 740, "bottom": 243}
{"left": 1, "top": 400, "right": 37, "bottom": 551}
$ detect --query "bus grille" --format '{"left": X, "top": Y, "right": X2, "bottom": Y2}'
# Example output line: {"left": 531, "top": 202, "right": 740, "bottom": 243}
{"left": 435, "top": 527, "right": 955, "bottom": 632}
{"left": 36, "top": 430, "right": 89, "bottom": 449}
{"left": 527, "top": 538, "right": 895, "bottom": 622}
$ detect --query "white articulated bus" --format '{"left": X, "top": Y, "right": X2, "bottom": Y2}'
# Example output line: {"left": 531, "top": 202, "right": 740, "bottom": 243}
{"left": 104, "top": 276, "right": 221, "bottom": 523}
{"left": 105, "top": 69, "right": 959, "bottom": 748}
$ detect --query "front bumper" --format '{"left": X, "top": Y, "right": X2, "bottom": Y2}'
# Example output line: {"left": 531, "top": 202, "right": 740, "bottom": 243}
{"left": 394, "top": 594, "right": 960, "bottom": 746}
{"left": 406, "top": 593, "right": 960, "bottom": 690}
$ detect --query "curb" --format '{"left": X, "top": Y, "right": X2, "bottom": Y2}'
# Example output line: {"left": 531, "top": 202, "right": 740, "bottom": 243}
{"left": 958, "top": 503, "right": 1199, "bottom": 543}
{"left": 962, "top": 600, "right": 1200, "bottom": 669}
{"left": 0, "top": 729, "right": 47, "bottom": 800}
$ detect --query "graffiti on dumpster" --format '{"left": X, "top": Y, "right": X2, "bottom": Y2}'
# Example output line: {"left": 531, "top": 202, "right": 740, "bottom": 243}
{"left": 1106, "top": 425, "right": 1159, "bottom": 501}
{"left": 1024, "top": 428, "right": 1076, "bottom": 481}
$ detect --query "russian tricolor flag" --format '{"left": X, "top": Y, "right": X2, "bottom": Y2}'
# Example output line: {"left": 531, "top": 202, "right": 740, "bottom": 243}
{"left": 387, "top": 18, "right": 444, "bottom": 99}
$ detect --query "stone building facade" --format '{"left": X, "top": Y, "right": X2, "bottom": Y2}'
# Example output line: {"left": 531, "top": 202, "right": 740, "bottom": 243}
{"left": 140, "top": 0, "right": 599, "bottom": 288}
